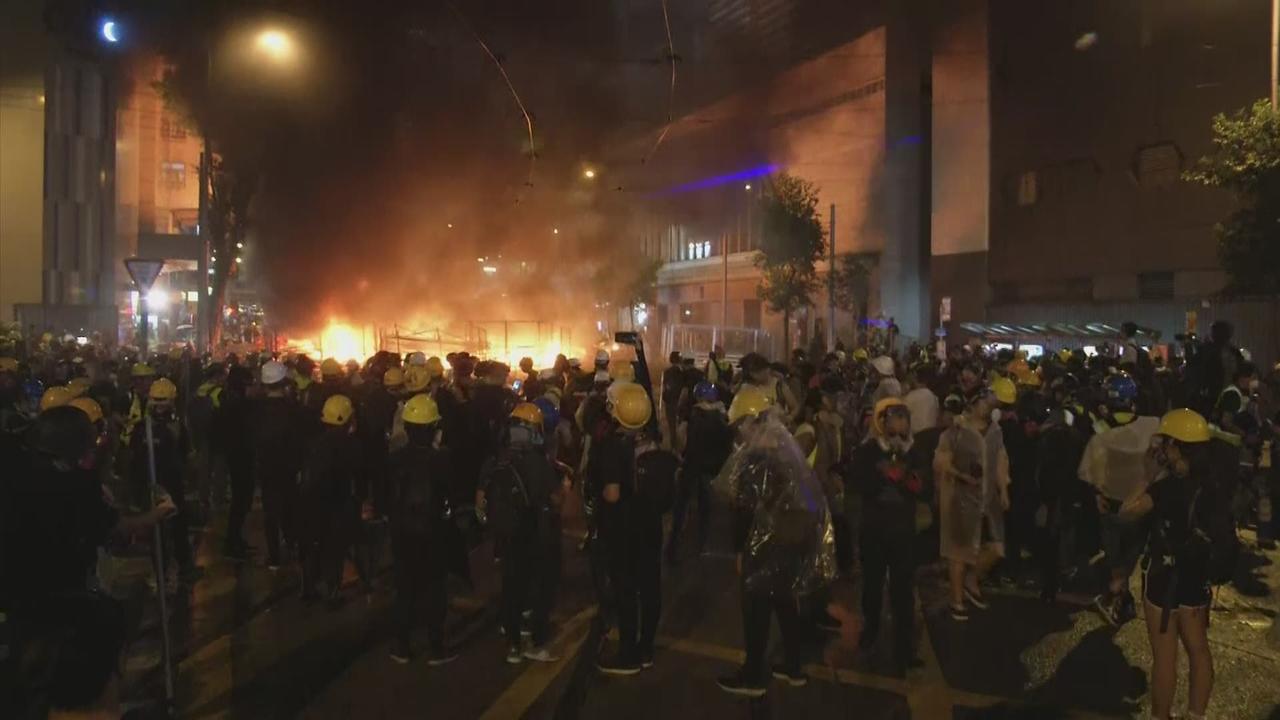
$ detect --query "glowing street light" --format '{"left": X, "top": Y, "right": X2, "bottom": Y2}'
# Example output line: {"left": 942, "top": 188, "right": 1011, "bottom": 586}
{"left": 744, "top": 183, "right": 752, "bottom": 190}
{"left": 100, "top": 19, "right": 121, "bottom": 44}
{"left": 145, "top": 289, "right": 170, "bottom": 308}
{"left": 255, "top": 28, "right": 295, "bottom": 63}
{"left": 583, "top": 168, "right": 597, "bottom": 179}
{"left": 553, "top": 227, "right": 560, "bottom": 234}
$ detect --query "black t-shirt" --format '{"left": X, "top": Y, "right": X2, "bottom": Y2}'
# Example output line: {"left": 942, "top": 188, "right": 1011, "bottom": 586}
{"left": 2, "top": 458, "right": 119, "bottom": 601}
{"left": 1146, "top": 474, "right": 1213, "bottom": 580}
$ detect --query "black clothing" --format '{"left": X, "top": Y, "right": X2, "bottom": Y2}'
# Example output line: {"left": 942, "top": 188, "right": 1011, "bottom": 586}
{"left": 1143, "top": 474, "right": 1215, "bottom": 610}
{"left": 741, "top": 584, "right": 804, "bottom": 683}
{"left": 300, "top": 427, "right": 363, "bottom": 595}
{"left": 130, "top": 414, "right": 193, "bottom": 571}
{"left": 251, "top": 395, "right": 306, "bottom": 564}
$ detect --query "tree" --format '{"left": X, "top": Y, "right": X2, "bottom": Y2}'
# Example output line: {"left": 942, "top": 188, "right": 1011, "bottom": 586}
{"left": 755, "top": 174, "right": 826, "bottom": 357}
{"left": 1184, "top": 99, "right": 1280, "bottom": 294}
{"left": 831, "top": 251, "right": 879, "bottom": 347}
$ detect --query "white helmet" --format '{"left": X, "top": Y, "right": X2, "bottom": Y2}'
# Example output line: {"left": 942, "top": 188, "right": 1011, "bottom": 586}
{"left": 594, "top": 349, "right": 610, "bottom": 366}
{"left": 871, "top": 356, "right": 895, "bottom": 377}
{"left": 261, "top": 360, "right": 287, "bottom": 385}
{"left": 406, "top": 351, "right": 427, "bottom": 367}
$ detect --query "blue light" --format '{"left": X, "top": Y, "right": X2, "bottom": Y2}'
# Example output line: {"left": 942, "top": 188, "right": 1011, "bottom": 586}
{"left": 657, "top": 163, "right": 781, "bottom": 196}
{"left": 100, "top": 19, "right": 120, "bottom": 44}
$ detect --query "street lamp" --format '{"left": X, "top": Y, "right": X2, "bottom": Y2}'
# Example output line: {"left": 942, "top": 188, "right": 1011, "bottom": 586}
{"left": 583, "top": 168, "right": 597, "bottom": 179}
{"left": 255, "top": 29, "right": 295, "bottom": 63}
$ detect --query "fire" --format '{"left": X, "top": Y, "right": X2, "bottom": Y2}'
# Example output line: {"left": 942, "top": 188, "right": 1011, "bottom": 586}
{"left": 318, "top": 320, "right": 374, "bottom": 363}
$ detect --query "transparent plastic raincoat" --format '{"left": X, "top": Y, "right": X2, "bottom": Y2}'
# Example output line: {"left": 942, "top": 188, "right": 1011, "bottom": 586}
{"left": 716, "top": 414, "right": 837, "bottom": 596}
{"left": 936, "top": 418, "right": 1008, "bottom": 563}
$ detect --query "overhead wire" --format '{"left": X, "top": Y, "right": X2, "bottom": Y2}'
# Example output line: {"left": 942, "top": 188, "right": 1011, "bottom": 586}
{"left": 641, "top": 0, "right": 678, "bottom": 165}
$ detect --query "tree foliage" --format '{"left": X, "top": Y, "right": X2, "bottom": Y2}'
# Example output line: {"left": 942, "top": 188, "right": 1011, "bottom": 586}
{"left": 755, "top": 173, "right": 826, "bottom": 354}
{"left": 1184, "top": 99, "right": 1280, "bottom": 294}
{"left": 831, "top": 251, "right": 878, "bottom": 344}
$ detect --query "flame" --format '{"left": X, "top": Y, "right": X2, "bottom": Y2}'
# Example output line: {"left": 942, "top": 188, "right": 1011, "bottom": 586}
{"left": 318, "top": 320, "right": 374, "bottom": 363}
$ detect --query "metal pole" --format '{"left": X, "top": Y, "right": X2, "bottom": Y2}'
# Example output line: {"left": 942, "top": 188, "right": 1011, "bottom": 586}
{"left": 1273, "top": 0, "right": 1279, "bottom": 110}
{"left": 827, "top": 203, "right": 836, "bottom": 350}
{"left": 722, "top": 233, "right": 729, "bottom": 333}
{"left": 144, "top": 415, "right": 175, "bottom": 708}
{"left": 196, "top": 144, "right": 210, "bottom": 354}
{"left": 139, "top": 297, "right": 150, "bottom": 358}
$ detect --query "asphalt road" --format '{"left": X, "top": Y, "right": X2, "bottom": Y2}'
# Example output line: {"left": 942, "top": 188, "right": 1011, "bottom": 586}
{"left": 114, "top": 494, "right": 1280, "bottom": 719}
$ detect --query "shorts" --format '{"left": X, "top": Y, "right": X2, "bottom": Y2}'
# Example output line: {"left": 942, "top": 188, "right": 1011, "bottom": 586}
{"left": 1100, "top": 512, "right": 1144, "bottom": 575}
{"left": 1143, "top": 563, "right": 1210, "bottom": 611}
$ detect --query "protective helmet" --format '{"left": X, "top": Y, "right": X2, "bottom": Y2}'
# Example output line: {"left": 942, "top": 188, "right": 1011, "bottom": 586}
{"left": 383, "top": 367, "right": 405, "bottom": 388}
{"left": 426, "top": 356, "right": 445, "bottom": 378}
{"left": 852, "top": 348, "right": 869, "bottom": 362}
{"left": 1056, "top": 349, "right": 1073, "bottom": 364}
{"left": 149, "top": 378, "right": 178, "bottom": 402}
{"left": 345, "top": 359, "right": 361, "bottom": 375}
{"left": 533, "top": 396, "right": 560, "bottom": 431}
{"left": 693, "top": 381, "right": 719, "bottom": 403}
{"left": 168, "top": 346, "right": 184, "bottom": 360}
{"left": 40, "top": 386, "right": 75, "bottom": 412}
{"left": 1157, "top": 408, "right": 1210, "bottom": 444}
{"left": 403, "top": 365, "right": 430, "bottom": 392}
{"left": 22, "top": 378, "right": 44, "bottom": 402}
{"left": 1015, "top": 369, "right": 1042, "bottom": 387}
{"left": 609, "top": 382, "right": 652, "bottom": 430}
{"left": 727, "top": 385, "right": 773, "bottom": 424}
{"left": 510, "top": 402, "right": 544, "bottom": 428}
{"left": 131, "top": 362, "right": 156, "bottom": 378}
{"left": 594, "top": 349, "right": 610, "bottom": 368}
{"left": 402, "top": 393, "right": 441, "bottom": 425}
{"left": 568, "top": 358, "right": 581, "bottom": 369}
{"left": 0, "top": 357, "right": 17, "bottom": 373}
{"left": 872, "top": 397, "right": 910, "bottom": 438}
{"left": 608, "top": 359, "right": 635, "bottom": 383}
{"left": 70, "top": 396, "right": 104, "bottom": 424}
{"left": 261, "top": 360, "right": 288, "bottom": 386}
{"left": 406, "top": 351, "right": 427, "bottom": 367}
{"left": 1007, "top": 359, "right": 1030, "bottom": 377}
{"left": 990, "top": 376, "right": 1017, "bottom": 405}
{"left": 1104, "top": 373, "right": 1138, "bottom": 407}
{"left": 871, "top": 356, "right": 895, "bottom": 377}
{"left": 67, "top": 377, "right": 92, "bottom": 397}
{"left": 321, "top": 394, "right": 355, "bottom": 426}
{"left": 519, "top": 357, "right": 534, "bottom": 373}
{"left": 320, "top": 358, "right": 343, "bottom": 377}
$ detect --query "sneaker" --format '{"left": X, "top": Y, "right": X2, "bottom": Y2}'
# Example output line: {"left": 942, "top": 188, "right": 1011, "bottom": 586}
{"left": 948, "top": 603, "right": 969, "bottom": 622}
{"left": 389, "top": 646, "right": 412, "bottom": 665}
{"left": 639, "top": 651, "right": 654, "bottom": 669}
{"left": 427, "top": 649, "right": 460, "bottom": 667}
{"left": 771, "top": 665, "right": 808, "bottom": 688}
{"left": 717, "top": 672, "right": 768, "bottom": 698}
{"left": 596, "top": 655, "right": 643, "bottom": 676}
{"left": 523, "top": 646, "right": 559, "bottom": 663}
{"left": 506, "top": 646, "right": 524, "bottom": 665}
{"left": 963, "top": 588, "right": 989, "bottom": 610}
{"left": 1093, "top": 594, "right": 1118, "bottom": 626}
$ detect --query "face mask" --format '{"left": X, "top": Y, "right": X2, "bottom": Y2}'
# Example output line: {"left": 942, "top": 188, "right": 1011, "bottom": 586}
{"left": 1249, "top": 379, "right": 1260, "bottom": 391}
{"left": 990, "top": 408, "right": 1002, "bottom": 424}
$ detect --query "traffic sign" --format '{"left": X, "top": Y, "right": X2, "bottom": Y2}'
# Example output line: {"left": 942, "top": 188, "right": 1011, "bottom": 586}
{"left": 124, "top": 258, "right": 165, "bottom": 293}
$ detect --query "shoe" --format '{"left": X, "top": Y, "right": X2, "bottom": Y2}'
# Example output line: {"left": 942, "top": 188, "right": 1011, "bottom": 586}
{"left": 948, "top": 603, "right": 969, "bottom": 622}
{"left": 771, "top": 665, "right": 808, "bottom": 688}
{"left": 523, "top": 646, "right": 559, "bottom": 663}
{"left": 266, "top": 562, "right": 282, "bottom": 572}
{"left": 639, "top": 651, "right": 654, "bottom": 669}
{"left": 427, "top": 649, "right": 460, "bottom": 667}
{"left": 1093, "top": 594, "right": 1118, "bottom": 626}
{"left": 717, "top": 672, "right": 768, "bottom": 698}
{"left": 506, "top": 646, "right": 524, "bottom": 665}
{"left": 596, "top": 655, "right": 643, "bottom": 676}
{"left": 963, "top": 588, "right": 989, "bottom": 610}
{"left": 390, "top": 642, "right": 411, "bottom": 664}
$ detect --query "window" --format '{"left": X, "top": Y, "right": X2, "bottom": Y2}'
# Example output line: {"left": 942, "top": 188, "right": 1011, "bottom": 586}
{"left": 160, "top": 117, "right": 188, "bottom": 140}
{"left": 687, "top": 242, "right": 697, "bottom": 260}
{"left": 702, "top": 240, "right": 711, "bottom": 258}
{"left": 1138, "top": 271, "right": 1174, "bottom": 300}
{"left": 161, "top": 161, "right": 186, "bottom": 190}
{"left": 1135, "top": 143, "right": 1182, "bottom": 189}
{"left": 1016, "top": 171, "right": 1037, "bottom": 206}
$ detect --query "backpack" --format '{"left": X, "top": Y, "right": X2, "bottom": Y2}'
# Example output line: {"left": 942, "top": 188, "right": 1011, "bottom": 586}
{"left": 484, "top": 456, "right": 529, "bottom": 536}
{"left": 635, "top": 448, "right": 678, "bottom": 514}
{"left": 393, "top": 457, "right": 435, "bottom": 534}
{"left": 1189, "top": 474, "right": 1241, "bottom": 587}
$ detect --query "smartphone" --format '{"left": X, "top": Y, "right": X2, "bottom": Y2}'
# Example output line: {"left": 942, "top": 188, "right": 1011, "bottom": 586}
{"left": 614, "top": 331, "right": 640, "bottom": 345}
{"left": 512, "top": 378, "right": 523, "bottom": 392}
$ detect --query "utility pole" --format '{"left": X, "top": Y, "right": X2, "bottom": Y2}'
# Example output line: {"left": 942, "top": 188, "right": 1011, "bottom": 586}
{"left": 1273, "top": 0, "right": 1278, "bottom": 109}
{"left": 827, "top": 203, "right": 836, "bottom": 350}
{"left": 196, "top": 144, "right": 209, "bottom": 353}
{"left": 722, "top": 232, "right": 729, "bottom": 333}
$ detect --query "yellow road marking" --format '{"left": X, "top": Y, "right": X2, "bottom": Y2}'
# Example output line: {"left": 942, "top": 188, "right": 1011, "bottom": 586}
{"left": 477, "top": 606, "right": 598, "bottom": 720}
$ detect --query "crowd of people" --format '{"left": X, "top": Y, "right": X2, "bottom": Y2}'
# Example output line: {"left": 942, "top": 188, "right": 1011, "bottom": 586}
{"left": 2, "top": 318, "right": 1276, "bottom": 719}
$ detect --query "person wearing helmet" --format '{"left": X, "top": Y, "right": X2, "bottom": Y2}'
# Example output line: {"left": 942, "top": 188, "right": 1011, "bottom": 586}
{"left": 1078, "top": 372, "right": 1158, "bottom": 625}
{"left": 299, "top": 395, "right": 362, "bottom": 606}
{"left": 660, "top": 352, "right": 687, "bottom": 452}
{"left": 250, "top": 361, "right": 307, "bottom": 570}
{"left": 592, "top": 383, "right": 670, "bottom": 676}
{"left": 218, "top": 365, "right": 257, "bottom": 561}
{"left": 190, "top": 362, "right": 228, "bottom": 515}
{"left": 705, "top": 345, "right": 734, "bottom": 394}
{"left": 738, "top": 352, "right": 801, "bottom": 426}
{"left": 130, "top": 378, "right": 198, "bottom": 583}
{"left": 870, "top": 356, "right": 902, "bottom": 403}
{"left": 667, "top": 381, "right": 731, "bottom": 564}
{"left": 849, "top": 398, "right": 927, "bottom": 669}
{"left": 118, "top": 362, "right": 157, "bottom": 451}
{"left": 386, "top": 393, "right": 460, "bottom": 665}
{"left": 477, "top": 402, "right": 563, "bottom": 665}
{"left": 1118, "top": 409, "right": 1222, "bottom": 720}
{"left": 934, "top": 393, "right": 1010, "bottom": 622}
{"left": 990, "top": 374, "right": 1039, "bottom": 588}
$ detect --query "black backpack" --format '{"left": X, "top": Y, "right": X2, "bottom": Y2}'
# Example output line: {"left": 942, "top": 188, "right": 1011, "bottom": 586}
{"left": 484, "top": 456, "right": 529, "bottom": 536}
{"left": 1188, "top": 474, "right": 1241, "bottom": 587}
{"left": 635, "top": 448, "right": 679, "bottom": 514}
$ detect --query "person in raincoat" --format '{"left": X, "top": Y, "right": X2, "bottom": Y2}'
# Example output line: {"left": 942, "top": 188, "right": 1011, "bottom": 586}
{"left": 715, "top": 386, "right": 837, "bottom": 698}
{"left": 933, "top": 388, "right": 1010, "bottom": 622}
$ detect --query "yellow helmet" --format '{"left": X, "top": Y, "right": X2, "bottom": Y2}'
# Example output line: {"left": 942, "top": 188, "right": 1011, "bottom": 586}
{"left": 872, "top": 397, "right": 909, "bottom": 438}
{"left": 402, "top": 393, "right": 442, "bottom": 425}
{"left": 608, "top": 360, "right": 635, "bottom": 383}
{"left": 1057, "top": 349, "right": 1073, "bottom": 363}
{"left": 510, "top": 402, "right": 544, "bottom": 428}
{"left": 320, "top": 358, "right": 343, "bottom": 377}
{"left": 728, "top": 385, "right": 773, "bottom": 424}
{"left": 131, "top": 362, "right": 156, "bottom": 378}
{"left": 383, "top": 367, "right": 405, "bottom": 388}
{"left": 322, "top": 394, "right": 355, "bottom": 426}
{"left": 425, "top": 356, "right": 445, "bottom": 379}
{"left": 70, "top": 396, "right": 104, "bottom": 424}
{"left": 609, "top": 382, "right": 652, "bottom": 430}
{"left": 1158, "top": 408, "right": 1210, "bottom": 443}
{"left": 989, "top": 376, "right": 1017, "bottom": 405}
{"left": 403, "top": 365, "right": 430, "bottom": 392}
{"left": 0, "top": 357, "right": 17, "bottom": 373}
{"left": 1006, "top": 359, "right": 1030, "bottom": 377}
{"left": 852, "top": 348, "right": 869, "bottom": 362}
{"left": 149, "top": 378, "right": 178, "bottom": 402}
{"left": 67, "top": 377, "right": 92, "bottom": 397}
{"left": 168, "top": 346, "right": 184, "bottom": 360}
{"left": 40, "top": 386, "right": 75, "bottom": 412}
{"left": 1015, "top": 369, "right": 1042, "bottom": 387}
